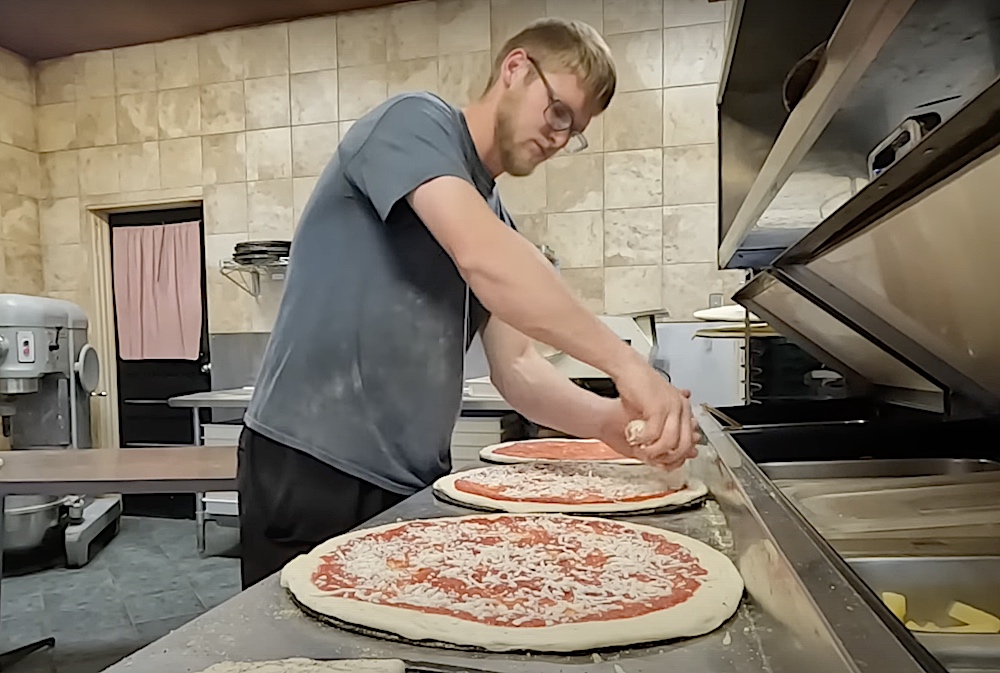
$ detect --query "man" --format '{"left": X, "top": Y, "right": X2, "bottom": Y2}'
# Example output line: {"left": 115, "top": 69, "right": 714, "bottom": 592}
{"left": 239, "top": 18, "right": 699, "bottom": 588}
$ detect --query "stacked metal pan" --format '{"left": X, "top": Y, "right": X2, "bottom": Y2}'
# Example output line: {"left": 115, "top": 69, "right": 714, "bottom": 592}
{"left": 232, "top": 240, "right": 290, "bottom": 266}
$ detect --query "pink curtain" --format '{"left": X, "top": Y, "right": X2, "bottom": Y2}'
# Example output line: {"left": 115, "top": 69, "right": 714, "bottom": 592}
{"left": 112, "top": 221, "right": 203, "bottom": 360}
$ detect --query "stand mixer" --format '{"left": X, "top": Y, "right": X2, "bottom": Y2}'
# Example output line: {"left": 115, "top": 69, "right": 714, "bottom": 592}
{"left": 0, "top": 293, "right": 121, "bottom": 567}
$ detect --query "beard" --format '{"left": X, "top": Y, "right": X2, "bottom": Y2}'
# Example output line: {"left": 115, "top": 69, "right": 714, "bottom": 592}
{"left": 496, "top": 91, "right": 538, "bottom": 177}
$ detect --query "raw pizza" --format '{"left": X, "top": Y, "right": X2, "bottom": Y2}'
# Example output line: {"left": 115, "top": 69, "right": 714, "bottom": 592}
{"left": 280, "top": 513, "right": 743, "bottom": 652}
{"left": 480, "top": 438, "right": 642, "bottom": 465}
{"left": 433, "top": 462, "right": 708, "bottom": 514}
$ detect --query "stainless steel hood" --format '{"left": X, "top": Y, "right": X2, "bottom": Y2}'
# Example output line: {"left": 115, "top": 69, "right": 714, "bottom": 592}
{"left": 735, "top": 73, "right": 1000, "bottom": 418}
{"left": 720, "top": 0, "right": 1000, "bottom": 269}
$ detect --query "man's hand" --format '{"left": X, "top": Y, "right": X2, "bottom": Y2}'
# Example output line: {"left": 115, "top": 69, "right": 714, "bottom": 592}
{"left": 613, "top": 361, "right": 700, "bottom": 469}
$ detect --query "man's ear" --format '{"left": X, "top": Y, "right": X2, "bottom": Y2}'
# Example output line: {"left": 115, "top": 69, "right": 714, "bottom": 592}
{"left": 501, "top": 49, "right": 529, "bottom": 87}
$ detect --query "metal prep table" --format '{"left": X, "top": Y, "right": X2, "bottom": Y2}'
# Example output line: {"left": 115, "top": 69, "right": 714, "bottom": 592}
{"left": 0, "top": 445, "right": 237, "bottom": 667}
{"left": 168, "top": 388, "right": 514, "bottom": 553}
{"left": 102, "top": 411, "right": 941, "bottom": 673}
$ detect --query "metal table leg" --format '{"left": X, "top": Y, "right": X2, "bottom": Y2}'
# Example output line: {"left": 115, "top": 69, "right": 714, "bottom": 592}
{"left": 192, "top": 411, "right": 206, "bottom": 555}
{"left": 0, "top": 495, "right": 55, "bottom": 670}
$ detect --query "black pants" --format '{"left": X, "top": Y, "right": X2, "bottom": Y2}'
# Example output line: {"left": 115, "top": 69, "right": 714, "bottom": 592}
{"left": 237, "top": 426, "right": 407, "bottom": 589}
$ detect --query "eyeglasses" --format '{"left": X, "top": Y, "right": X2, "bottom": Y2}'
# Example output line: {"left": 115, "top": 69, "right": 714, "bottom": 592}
{"left": 525, "top": 55, "right": 588, "bottom": 154}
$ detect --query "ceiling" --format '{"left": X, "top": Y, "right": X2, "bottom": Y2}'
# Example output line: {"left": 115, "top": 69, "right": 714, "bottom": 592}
{"left": 0, "top": 0, "right": 400, "bottom": 62}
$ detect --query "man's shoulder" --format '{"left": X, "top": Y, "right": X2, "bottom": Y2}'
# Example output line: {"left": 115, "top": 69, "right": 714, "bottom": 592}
{"left": 373, "top": 91, "right": 459, "bottom": 125}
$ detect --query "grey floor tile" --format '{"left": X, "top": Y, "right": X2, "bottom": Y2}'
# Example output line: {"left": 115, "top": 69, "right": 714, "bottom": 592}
{"left": 45, "top": 606, "right": 136, "bottom": 646}
{"left": 123, "top": 586, "right": 205, "bottom": 624}
{"left": 192, "top": 583, "right": 241, "bottom": 610}
{"left": 133, "top": 612, "right": 200, "bottom": 642}
{"left": 41, "top": 576, "right": 119, "bottom": 612}
{"left": 2, "top": 591, "right": 45, "bottom": 615}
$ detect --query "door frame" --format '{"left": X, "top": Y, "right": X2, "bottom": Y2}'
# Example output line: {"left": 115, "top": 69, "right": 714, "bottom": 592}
{"left": 85, "top": 195, "right": 203, "bottom": 449}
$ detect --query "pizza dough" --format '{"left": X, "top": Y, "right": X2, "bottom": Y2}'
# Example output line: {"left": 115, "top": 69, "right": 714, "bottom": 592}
{"left": 198, "top": 659, "right": 405, "bottom": 673}
{"left": 433, "top": 462, "right": 708, "bottom": 514}
{"left": 281, "top": 513, "right": 743, "bottom": 652}
{"left": 479, "top": 438, "right": 642, "bottom": 465}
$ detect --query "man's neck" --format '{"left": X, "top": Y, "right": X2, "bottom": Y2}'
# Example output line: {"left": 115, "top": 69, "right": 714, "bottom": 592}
{"left": 462, "top": 94, "right": 505, "bottom": 179}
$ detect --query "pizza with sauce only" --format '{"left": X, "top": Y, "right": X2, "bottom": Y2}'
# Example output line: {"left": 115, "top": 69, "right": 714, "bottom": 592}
{"left": 280, "top": 513, "right": 744, "bottom": 652}
{"left": 433, "top": 462, "right": 708, "bottom": 514}
{"left": 480, "top": 438, "right": 642, "bottom": 465}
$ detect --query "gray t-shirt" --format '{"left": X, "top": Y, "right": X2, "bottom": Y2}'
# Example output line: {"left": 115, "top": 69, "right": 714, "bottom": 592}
{"left": 244, "top": 92, "right": 513, "bottom": 495}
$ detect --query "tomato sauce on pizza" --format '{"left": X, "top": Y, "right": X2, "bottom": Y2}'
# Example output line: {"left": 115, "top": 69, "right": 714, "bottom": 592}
{"left": 309, "top": 515, "right": 708, "bottom": 627}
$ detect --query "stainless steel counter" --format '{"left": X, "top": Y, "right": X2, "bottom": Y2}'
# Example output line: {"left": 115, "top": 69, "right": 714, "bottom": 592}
{"left": 103, "top": 412, "right": 943, "bottom": 673}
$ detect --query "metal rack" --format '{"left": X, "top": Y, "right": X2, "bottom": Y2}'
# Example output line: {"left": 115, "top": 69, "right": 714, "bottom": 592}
{"left": 219, "top": 258, "right": 288, "bottom": 298}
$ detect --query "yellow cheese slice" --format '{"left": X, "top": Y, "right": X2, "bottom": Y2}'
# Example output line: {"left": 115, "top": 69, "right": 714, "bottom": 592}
{"left": 881, "top": 592, "right": 907, "bottom": 621}
{"left": 947, "top": 601, "right": 1000, "bottom": 634}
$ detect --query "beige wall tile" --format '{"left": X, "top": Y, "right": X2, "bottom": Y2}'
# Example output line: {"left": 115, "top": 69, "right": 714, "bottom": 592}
{"left": 663, "top": 23, "right": 725, "bottom": 87}
{"left": 388, "top": 1, "right": 438, "bottom": 62}
{"left": 337, "top": 8, "right": 388, "bottom": 67}
{"left": 75, "top": 97, "right": 118, "bottom": 147}
{"left": 159, "top": 137, "right": 202, "bottom": 188}
{"left": 291, "top": 70, "right": 339, "bottom": 124}
{"left": 662, "top": 262, "right": 744, "bottom": 320}
{"left": 116, "top": 93, "right": 158, "bottom": 143}
{"left": 248, "top": 179, "right": 294, "bottom": 239}
{"left": 292, "top": 123, "right": 339, "bottom": 177}
{"left": 202, "top": 133, "right": 246, "bottom": 185}
{"left": 662, "top": 143, "right": 716, "bottom": 206}
{"left": 246, "top": 128, "right": 292, "bottom": 181}
{"left": 4, "top": 241, "right": 44, "bottom": 294}
{"left": 546, "top": 153, "right": 602, "bottom": 212}
{"left": 114, "top": 45, "right": 157, "bottom": 95}
{"left": 664, "top": 0, "right": 728, "bottom": 27}
{"left": 118, "top": 142, "right": 161, "bottom": 192}
{"left": 249, "top": 279, "right": 284, "bottom": 332}
{"left": 490, "top": 0, "right": 545, "bottom": 60}
{"left": 242, "top": 24, "right": 290, "bottom": 78}
{"left": 36, "top": 57, "right": 79, "bottom": 104}
{"left": 40, "top": 151, "right": 79, "bottom": 198}
{"left": 244, "top": 76, "right": 290, "bottom": 130}
{"left": 289, "top": 15, "right": 339, "bottom": 73}
{"left": 663, "top": 203, "right": 717, "bottom": 264}
{"left": 605, "top": 265, "right": 662, "bottom": 314}
{"left": 545, "top": 0, "right": 603, "bottom": 30}
{"left": 77, "top": 50, "right": 116, "bottom": 99}
{"left": 438, "top": 0, "right": 491, "bottom": 55}
{"left": 205, "top": 231, "right": 247, "bottom": 267}
{"left": 79, "top": 146, "right": 120, "bottom": 195}
{"left": 39, "top": 197, "right": 81, "bottom": 246}
{"left": 605, "top": 149, "right": 662, "bottom": 209}
{"left": 605, "top": 0, "right": 662, "bottom": 35}
{"left": 606, "top": 30, "right": 662, "bottom": 92}
{"left": 155, "top": 38, "right": 200, "bottom": 90}
{"left": 37, "top": 103, "right": 77, "bottom": 152}
{"left": 42, "top": 243, "right": 86, "bottom": 291}
{"left": 387, "top": 58, "right": 438, "bottom": 96}
{"left": 438, "top": 51, "right": 491, "bottom": 106}
{"left": 605, "top": 207, "right": 662, "bottom": 266}
{"left": 338, "top": 66, "right": 386, "bottom": 121}
{"left": 293, "top": 176, "right": 319, "bottom": 226}
{"left": 0, "top": 145, "right": 40, "bottom": 198}
{"left": 204, "top": 183, "right": 248, "bottom": 235}
{"left": 579, "top": 115, "right": 603, "bottom": 154}
{"left": 497, "top": 165, "right": 546, "bottom": 215}
{"left": 560, "top": 267, "right": 604, "bottom": 313}
{"left": 201, "top": 82, "right": 246, "bottom": 134}
{"left": 0, "top": 192, "right": 39, "bottom": 243}
{"left": 513, "top": 213, "right": 545, "bottom": 245}
{"left": 663, "top": 84, "right": 716, "bottom": 146}
{"left": 0, "top": 94, "right": 36, "bottom": 150}
{"left": 207, "top": 272, "right": 252, "bottom": 332}
{"left": 0, "top": 49, "right": 34, "bottom": 105}
{"left": 605, "top": 90, "right": 663, "bottom": 152}
{"left": 198, "top": 31, "right": 244, "bottom": 83}
{"left": 545, "top": 211, "right": 603, "bottom": 268}
{"left": 158, "top": 88, "right": 202, "bottom": 138}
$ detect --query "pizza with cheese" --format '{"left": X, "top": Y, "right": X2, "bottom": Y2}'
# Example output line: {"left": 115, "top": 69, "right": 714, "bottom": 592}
{"left": 480, "top": 438, "right": 642, "bottom": 464}
{"left": 280, "top": 513, "right": 744, "bottom": 652}
{"left": 433, "top": 462, "right": 708, "bottom": 514}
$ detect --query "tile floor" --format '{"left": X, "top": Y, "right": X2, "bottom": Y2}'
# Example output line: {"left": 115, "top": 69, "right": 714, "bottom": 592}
{"left": 1, "top": 516, "right": 241, "bottom": 673}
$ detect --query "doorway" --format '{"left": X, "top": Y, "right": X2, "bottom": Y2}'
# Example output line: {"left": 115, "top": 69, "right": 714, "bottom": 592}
{"left": 108, "top": 205, "right": 211, "bottom": 518}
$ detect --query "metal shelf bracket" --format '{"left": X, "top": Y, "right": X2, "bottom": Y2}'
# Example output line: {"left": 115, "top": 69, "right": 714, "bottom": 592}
{"left": 219, "top": 259, "right": 287, "bottom": 298}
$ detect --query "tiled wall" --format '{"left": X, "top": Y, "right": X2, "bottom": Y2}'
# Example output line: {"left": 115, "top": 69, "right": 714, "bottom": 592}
{"left": 29, "top": 0, "right": 744, "bottom": 332}
{"left": 0, "top": 47, "right": 42, "bottom": 295}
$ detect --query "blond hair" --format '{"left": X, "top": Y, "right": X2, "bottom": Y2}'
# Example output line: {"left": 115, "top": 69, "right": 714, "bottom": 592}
{"left": 485, "top": 18, "right": 617, "bottom": 112}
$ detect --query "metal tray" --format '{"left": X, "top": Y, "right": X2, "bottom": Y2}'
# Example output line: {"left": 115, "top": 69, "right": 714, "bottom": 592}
{"left": 846, "top": 557, "right": 1000, "bottom": 673}
{"left": 430, "top": 487, "right": 708, "bottom": 517}
{"left": 760, "top": 459, "right": 1000, "bottom": 480}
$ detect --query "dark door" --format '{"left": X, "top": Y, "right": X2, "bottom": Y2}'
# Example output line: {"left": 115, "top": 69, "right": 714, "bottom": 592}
{"left": 109, "top": 206, "right": 210, "bottom": 518}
